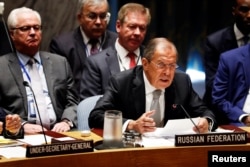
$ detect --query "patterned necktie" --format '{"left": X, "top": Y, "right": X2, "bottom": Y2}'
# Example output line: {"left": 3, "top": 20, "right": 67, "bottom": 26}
{"left": 89, "top": 39, "right": 99, "bottom": 55}
{"left": 127, "top": 52, "right": 136, "bottom": 69}
{"left": 28, "top": 58, "right": 50, "bottom": 129}
{"left": 150, "top": 89, "right": 162, "bottom": 127}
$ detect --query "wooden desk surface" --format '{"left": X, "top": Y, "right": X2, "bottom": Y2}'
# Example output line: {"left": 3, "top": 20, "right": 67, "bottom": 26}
{"left": 1, "top": 127, "right": 250, "bottom": 167}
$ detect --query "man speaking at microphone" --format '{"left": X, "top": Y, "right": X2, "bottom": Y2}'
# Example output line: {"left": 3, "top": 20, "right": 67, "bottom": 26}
{"left": 89, "top": 38, "right": 217, "bottom": 134}
{"left": 0, "top": 7, "right": 78, "bottom": 134}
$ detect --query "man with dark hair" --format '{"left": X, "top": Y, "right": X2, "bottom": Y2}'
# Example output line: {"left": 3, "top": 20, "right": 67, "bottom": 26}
{"left": 204, "top": 0, "right": 250, "bottom": 123}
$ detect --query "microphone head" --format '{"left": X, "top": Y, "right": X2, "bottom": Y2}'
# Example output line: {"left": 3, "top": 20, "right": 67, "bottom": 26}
{"left": 0, "top": 2, "right": 4, "bottom": 15}
{"left": 23, "top": 81, "right": 29, "bottom": 87}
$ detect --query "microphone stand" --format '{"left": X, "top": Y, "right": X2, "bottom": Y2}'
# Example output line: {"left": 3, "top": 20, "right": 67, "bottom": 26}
{"left": 23, "top": 81, "right": 48, "bottom": 144}
{"left": 175, "top": 104, "right": 200, "bottom": 134}
{"left": 0, "top": 2, "right": 15, "bottom": 53}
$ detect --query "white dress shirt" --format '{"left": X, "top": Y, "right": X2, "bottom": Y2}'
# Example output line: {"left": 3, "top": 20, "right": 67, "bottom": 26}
{"left": 115, "top": 39, "right": 141, "bottom": 71}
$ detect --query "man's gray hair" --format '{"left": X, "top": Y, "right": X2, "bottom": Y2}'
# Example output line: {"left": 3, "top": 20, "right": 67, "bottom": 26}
{"left": 77, "top": 0, "right": 109, "bottom": 14}
{"left": 143, "top": 37, "right": 178, "bottom": 61}
{"left": 7, "top": 7, "right": 41, "bottom": 30}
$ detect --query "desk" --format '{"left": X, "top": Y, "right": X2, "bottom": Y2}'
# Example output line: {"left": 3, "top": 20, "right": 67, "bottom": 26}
{"left": 1, "top": 128, "right": 250, "bottom": 167}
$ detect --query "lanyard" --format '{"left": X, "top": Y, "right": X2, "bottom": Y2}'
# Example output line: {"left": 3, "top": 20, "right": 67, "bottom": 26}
{"left": 18, "top": 59, "right": 31, "bottom": 82}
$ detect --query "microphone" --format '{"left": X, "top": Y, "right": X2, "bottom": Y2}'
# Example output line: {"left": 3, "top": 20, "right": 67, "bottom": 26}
{"left": 0, "top": 2, "right": 4, "bottom": 15}
{"left": 23, "top": 81, "right": 48, "bottom": 144}
{"left": 0, "top": 2, "right": 14, "bottom": 53}
{"left": 172, "top": 104, "right": 200, "bottom": 133}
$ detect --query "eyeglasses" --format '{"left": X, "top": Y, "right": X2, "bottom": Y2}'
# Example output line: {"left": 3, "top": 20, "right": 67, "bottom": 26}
{"left": 150, "top": 61, "right": 178, "bottom": 70}
{"left": 84, "top": 12, "right": 110, "bottom": 21}
{"left": 12, "top": 25, "right": 42, "bottom": 32}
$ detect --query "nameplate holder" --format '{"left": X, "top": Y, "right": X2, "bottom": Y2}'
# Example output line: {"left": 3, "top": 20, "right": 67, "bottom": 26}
{"left": 26, "top": 139, "right": 94, "bottom": 157}
{"left": 175, "top": 132, "right": 247, "bottom": 146}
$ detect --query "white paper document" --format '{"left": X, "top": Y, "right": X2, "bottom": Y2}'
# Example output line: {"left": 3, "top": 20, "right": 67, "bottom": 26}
{"left": 17, "top": 134, "right": 52, "bottom": 145}
{"left": 0, "top": 146, "right": 26, "bottom": 159}
{"left": 144, "top": 117, "right": 200, "bottom": 137}
{"left": 142, "top": 118, "right": 200, "bottom": 147}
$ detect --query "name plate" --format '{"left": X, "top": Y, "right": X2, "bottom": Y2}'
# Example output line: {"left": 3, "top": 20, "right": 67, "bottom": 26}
{"left": 26, "top": 140, "right": 93, "bottom": 157}
{"left": 175, "top": 132, "right": 247, "bottom": 146}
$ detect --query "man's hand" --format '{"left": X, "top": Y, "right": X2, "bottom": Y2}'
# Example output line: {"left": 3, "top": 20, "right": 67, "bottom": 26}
{"left": 127, "top": 110, "right": 156, "bottom": 133}
{"left": 51, "top": 121, "right": 71, "bottom": 133}
{"left": 5, "top": 114, "right": 22, "bottom": 134}
{"left": 0, "top": 121, "right": 3, "bottom": 134}
{"left": 242, "top": 116, "right": 250, "bottom": 126}
{"left": 23, "top": 123, "right": 48, "bottom": 134}
{"left": 193, "top": 117, "right": 209, "bottom": 133}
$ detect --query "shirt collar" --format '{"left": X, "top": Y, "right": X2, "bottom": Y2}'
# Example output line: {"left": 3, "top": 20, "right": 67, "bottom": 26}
{"left": 16, "top": 51, "right": 41, "bottom": 65}
{"left": 234, "top": 23, "right": 247, "bottom": 40}
{"left": 143, "top": 71, "right": 164, "bottom": 95}
{"left": 115, "top": 38, "right": 140, "bottom": 59}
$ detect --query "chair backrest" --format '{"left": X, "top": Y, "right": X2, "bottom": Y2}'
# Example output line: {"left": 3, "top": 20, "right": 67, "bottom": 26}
{"left": 77, "top": 95, "right": 103, "bottom": 131}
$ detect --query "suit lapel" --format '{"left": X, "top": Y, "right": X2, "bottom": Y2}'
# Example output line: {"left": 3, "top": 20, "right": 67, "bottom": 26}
{"left": 8, "top": 53, "right": 28, "bottom": 113}
{"left": 163, "top": 82, "right": 175, "bottom": 124}
{"left": 223, "top": 27, "right": 238, "bottom": 49}
{"left": 74, "top": 28, "right": 87, "bottom": 67}
{"left": 40, "top": 52, "right": 55, "bottom": 103}
{"left": 132, "top": 67, "right": 146, "bottom": 117}
{"left": 105, "top": 46, "right": 121, "bottom": 76}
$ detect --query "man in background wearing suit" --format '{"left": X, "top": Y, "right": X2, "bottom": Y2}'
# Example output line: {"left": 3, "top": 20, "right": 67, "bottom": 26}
{"left": 89, "top": 38, "right": 217, "bottom": 134}
{"left": 49, "top": 0, "right": 117, "bottom": 93}
{"left": 0, "top": 7, "right": 78, "bottom": 134}
{"left": 212, "top": 44, "right": 250, "bottom": 126}
{"left": 80, "top": 3, "right": 151, "bottom": 100}
{"left": 203, "top": 0, "right": 250, "bottom": 122}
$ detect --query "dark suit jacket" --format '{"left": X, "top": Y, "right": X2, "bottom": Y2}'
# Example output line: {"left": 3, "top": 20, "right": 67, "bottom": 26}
{"left": 0, "top": 107, "right": 24, "bottom": 139}
{"left": 89, "top": 66, "right": 217, "bottom": 130}
{"left": 212, "top": 44, "right": 250, "bottom": 126}
{"left": 80, "top": 45, "right": 144, "bottom": 100}
{"left": 0, "top": 52, "right": 78, "bottom": 127}
{"left": 203, "top": 26, "right": 238, "bottom": 108}
{"left": 49, "top": 27, "right": 117, "bottom": 92}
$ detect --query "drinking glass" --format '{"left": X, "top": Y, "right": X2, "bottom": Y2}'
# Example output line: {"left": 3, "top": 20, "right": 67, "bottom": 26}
{"left": 103, "top": 110, "right": 123, "bottom": 148}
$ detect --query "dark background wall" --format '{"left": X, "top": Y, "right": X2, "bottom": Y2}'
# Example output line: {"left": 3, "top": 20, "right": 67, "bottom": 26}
{"left": 0, "top": 0, "right": 234, "bottom": 71}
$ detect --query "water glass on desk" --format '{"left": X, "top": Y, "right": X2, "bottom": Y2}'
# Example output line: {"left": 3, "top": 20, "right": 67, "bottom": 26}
{"left": 103, "top": 110, "right": 123, "bottom": 148}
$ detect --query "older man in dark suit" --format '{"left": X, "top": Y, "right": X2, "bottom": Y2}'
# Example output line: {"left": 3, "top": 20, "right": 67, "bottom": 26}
{"left": 49, "top": 0, "right": 117, "bottom": 93}
{"left": 80, "top": 3, "right": 151, "bottom": 100}
{"left": 89, "top": 38, "right": 217, "bottom": 134}
{"left": 0, "top": 7, "right": 78, "bottom": 134}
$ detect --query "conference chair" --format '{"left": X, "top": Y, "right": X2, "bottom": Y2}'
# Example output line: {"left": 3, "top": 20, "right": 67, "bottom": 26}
{"left": 77, "top": 95, "right": 103, "bottom": 130}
